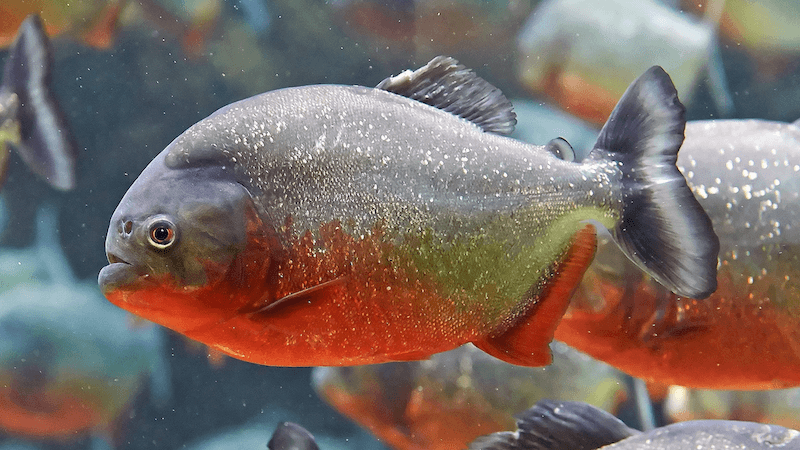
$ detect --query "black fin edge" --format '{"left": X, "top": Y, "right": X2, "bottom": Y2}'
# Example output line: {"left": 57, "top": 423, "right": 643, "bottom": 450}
{"left": 2, "top": 14, "right": 77, "bottom": 191}
{"left": 468, "top": 399, "right": 636, "bottom": 450}
{"left": 376, "top": 56, "right": 517, "bottom": 135}
{"left": 589, "top": 66, "right": 719, "bottom": 299}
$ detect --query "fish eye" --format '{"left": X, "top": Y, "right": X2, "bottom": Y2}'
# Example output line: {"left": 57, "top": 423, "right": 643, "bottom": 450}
{"left": 146, "top": 217, "right": 177, "bottom": 249}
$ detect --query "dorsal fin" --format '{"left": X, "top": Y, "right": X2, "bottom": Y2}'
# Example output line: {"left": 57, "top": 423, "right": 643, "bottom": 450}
{"left": 468, "top": 399, "right": 637, "bottom": 450}
{"left": 376, "top": 56, "right": 517, "bottom": 135}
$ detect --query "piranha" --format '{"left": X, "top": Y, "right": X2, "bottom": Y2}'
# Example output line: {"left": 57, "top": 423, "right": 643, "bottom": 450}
{"left": 555, "top": 118, "right": 800, "bottom": 390}
{"left": 470, "top": 399, "right": 800, "bottom": 450}
{"left": 0, "top": 14, "right": 76, "bottom": 191}
{"left": 98, "top": 56, "right": 718, "bottom": 367}
{"left": 312, "top": 342, "right": 628, "bottom": 450}
{"left": 268, "top": 422, "right": 319, "bottom": 450}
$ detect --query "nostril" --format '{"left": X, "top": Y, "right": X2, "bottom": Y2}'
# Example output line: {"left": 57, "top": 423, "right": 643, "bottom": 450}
{"left": 123, "top": 220, "right": 133, "bottom": 235}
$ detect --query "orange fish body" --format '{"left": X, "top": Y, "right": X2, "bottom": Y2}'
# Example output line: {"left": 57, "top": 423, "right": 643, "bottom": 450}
{"left": 312, "top": 342, "right": 628, "bottom": 450}
{"left": 99, "top": 57, "right": 717, "bottom": 367}
{"left": 0, "top": 0, "right": 123, "bottom": 49}
{"left": 556, "top": 119, "right": 800, "bottom": 390}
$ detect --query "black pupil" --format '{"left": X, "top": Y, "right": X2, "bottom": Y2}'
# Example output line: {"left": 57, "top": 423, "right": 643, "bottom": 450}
{"left": 153, "top": 226, "right": 170, "bottom": 242}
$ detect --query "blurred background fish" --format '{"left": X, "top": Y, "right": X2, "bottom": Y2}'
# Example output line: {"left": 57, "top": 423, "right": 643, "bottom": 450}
{"left": 0, "top": 15, "right": 76, "bottom": 191}
{"left": 0, "top": 0, "right": 221, "bottom": 57}
{"left": 470, "top": 399, "right": 800, "bottom": 450}
{"left": 681, "top": 0, "right": 800, "bottom": 81}
{"left": 312, "top": 342, "right": 630, "bottom": 450}
{"left": 0, "top": 206, "right": 170, "bottom": 448}
{"left": 555, "top": 118, "right": 800, "bottom": 390}
{"left": 3, "top": 0, "right": 800, "bottom": 448}
{"left": 664, "top": 384, "right": 800, "bottom": 429}
{"left": 515, "top": 0, "right": 734, "bottom": 126}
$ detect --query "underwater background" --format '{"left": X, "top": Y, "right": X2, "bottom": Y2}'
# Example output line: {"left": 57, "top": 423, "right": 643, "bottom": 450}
{"left": 2, "top": 0, "right": 800, "bottom": 448}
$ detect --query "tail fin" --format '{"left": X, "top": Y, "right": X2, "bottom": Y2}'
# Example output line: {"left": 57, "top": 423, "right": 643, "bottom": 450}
{"left": 1, "top": 15, "right": 76, "bottom": 190}
{"left": 588, "top": 66, "right": 719, "bottom": 299}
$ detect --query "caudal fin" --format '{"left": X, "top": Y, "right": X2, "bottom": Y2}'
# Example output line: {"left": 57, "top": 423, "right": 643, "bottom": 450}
{"left": 1, "top": 15, "right": 76, "bottom": 190}
{"left": 588, "top": 66, "right": 719, "bottom": 299}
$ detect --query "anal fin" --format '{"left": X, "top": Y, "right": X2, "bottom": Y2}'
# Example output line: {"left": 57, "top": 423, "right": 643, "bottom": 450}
{"left": 474, "top": 224, "right": 597, "bottom": 366}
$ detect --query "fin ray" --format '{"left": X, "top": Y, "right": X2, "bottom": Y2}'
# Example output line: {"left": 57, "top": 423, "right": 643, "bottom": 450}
{"left": 257, "top": 278, "right": 346, "bottom": 315}
{"left": 589, "top": 66, "right": 719, "bottom": 299}
{"left": 376, "top": 56, "right": 517, "bottom": 135}
{"left": 468, "top": 399, "right": 637, "bottom": 450}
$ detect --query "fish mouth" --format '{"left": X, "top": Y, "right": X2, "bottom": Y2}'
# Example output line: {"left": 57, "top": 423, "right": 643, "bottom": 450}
{"left": 106, "top": 252, "right": 129, "bottom": 265}
{"left": 98, "top": 252, "right": 143, "bottom": 294}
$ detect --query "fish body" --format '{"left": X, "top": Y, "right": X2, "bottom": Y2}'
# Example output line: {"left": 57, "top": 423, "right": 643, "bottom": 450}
{"left": 99, "top": 57, "right": 717, "bottom": 367}
{"left": 470, "top": 399, "right": 800, "bottom": 450}
{"left": 556, "top": 118, "right": 800, "bottom": 389}
{"left": 312, "top": 342, "right": 628, "bottom": 450}
{"left": 0, "top": 207, "right": 169, "bottom": 442}
{"left": 516, "top": 0, "right": 732, "bottom": 125}
{"left": 665, "top": 385, "right": 800, "bottom": 428}
{"left": 268, "top": 422, "right": 320, "bottom": 450}
{"left": 327, "top": 0, "right": 533, "bottom": 68}
{"left": 0, "top": 15, "right": 76, "bottom": 191}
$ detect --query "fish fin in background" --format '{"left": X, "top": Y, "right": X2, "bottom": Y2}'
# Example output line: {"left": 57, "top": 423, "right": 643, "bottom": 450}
{"left": 0, "top": 136, "right": 9, "bottom": 188}
{"left": 376, "top": 55, "right": 517, "bottom": 135}
{"left": 268, "top": 422, "right": 320, "bottom": 450}
{"left": 81, "top": 0, "right": 125, "bottom": 49}
{"left": 257, "top": 277, "right": 347, "bottom": 316}
{"left": 544, "top": 137, "right": 575, "bottom": 162}
{"left": 474, "top": 224, "right": 596, "bottom": 366}
{"left": 587, "top": 66, "right": 719, "bottom": 299}
{"left": 34, "top": 204, "right": 75, "bottom": 284}
{"left": 468, "top": 399, "right": 637, "bottom": 450}
{"left": 0, "top": 14, "right": 77, "bottom": 190}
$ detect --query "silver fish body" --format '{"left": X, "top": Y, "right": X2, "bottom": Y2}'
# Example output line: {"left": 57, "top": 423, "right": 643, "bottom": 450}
{"left": 98, "top": 57, "right": 717, "bottom": 367}
{"left": 471, "top": 399, "right": 800, "bottom": 450}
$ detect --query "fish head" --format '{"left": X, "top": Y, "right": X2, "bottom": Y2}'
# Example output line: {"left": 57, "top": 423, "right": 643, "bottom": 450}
{"left": 98, "top": 149, "right": 275, "bottom": 332}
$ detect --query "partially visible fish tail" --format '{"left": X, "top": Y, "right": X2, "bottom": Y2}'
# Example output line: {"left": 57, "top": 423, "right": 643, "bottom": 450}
{"left": 1, "top": 14, "right": 77, "bottom": 190}
{"left": 588, "top": 66, "right": 719, "bottom": 299}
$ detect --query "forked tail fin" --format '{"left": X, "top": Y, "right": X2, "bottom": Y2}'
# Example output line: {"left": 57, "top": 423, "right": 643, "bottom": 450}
{"left": 588, "top": 66, "right": 719, "bottom": 299}
{"left": 1, "top": 15, "right": 76, "bottom": 190}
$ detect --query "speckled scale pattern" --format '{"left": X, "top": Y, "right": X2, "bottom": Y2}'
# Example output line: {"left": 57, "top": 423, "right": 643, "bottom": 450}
{"left": 679, "top": 119, "right": 800, "bottom": 248}
{"left": 165, "top": 84, "right": 623, "bottom": 241}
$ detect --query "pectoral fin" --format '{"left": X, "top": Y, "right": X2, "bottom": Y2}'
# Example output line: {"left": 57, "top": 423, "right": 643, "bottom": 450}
{"left": 257, "top": 278, "right": 346, "bottom": 316}
{"left": 474, "top": 224, "right": 597, "bottom": 366}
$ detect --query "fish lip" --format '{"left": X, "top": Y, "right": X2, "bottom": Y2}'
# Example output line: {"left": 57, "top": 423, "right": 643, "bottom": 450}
{"left": 98, "top": 253, "right": 146, "bottom": 295}
{"left": 106, "top": 252, "right": 130, "bottom": 265}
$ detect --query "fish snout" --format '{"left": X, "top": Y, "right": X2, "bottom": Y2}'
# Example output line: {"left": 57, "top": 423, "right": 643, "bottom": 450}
{"left": 104, "top": 217, "right": 136, "bottom": 267}
{"left": 114, "top": 218, "right": 134, "bottom": 238}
